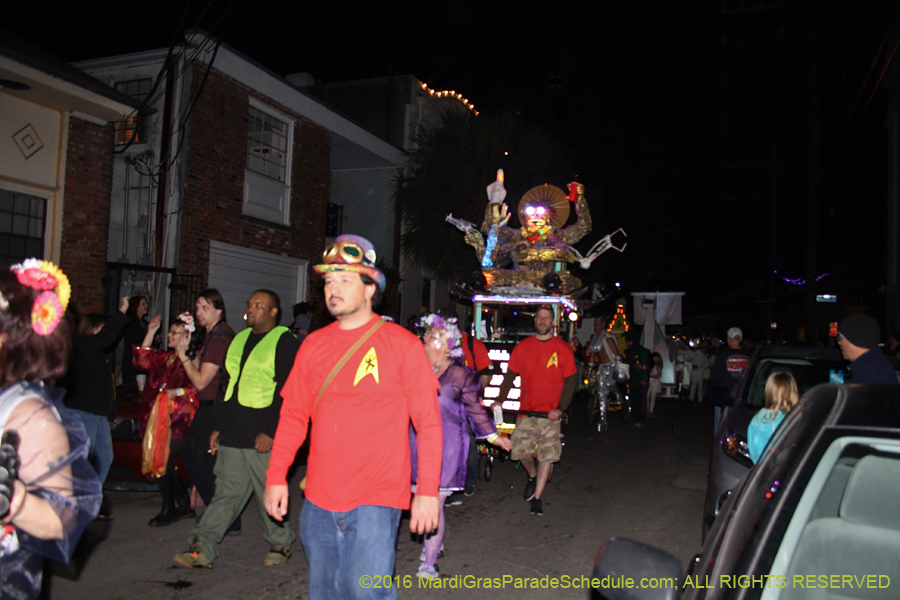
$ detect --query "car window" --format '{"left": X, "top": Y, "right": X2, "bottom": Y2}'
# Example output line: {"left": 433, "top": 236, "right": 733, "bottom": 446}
{"left": 760, "top": 435, "right": 900, "bottom": 600}
{"left": 745, "top": 358, "right": 848, "bottom": 409}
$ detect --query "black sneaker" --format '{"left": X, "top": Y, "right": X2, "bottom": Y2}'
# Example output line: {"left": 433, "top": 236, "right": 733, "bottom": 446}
{"left": 464, "top": 484, "right": 475, "bottom": 497}
{"left": 530, "top": 497, "right": 543, "bottom": 516}
{"left": 523, "top": 477, "right": 536, "bottom": 502}
{"left": 445, "top": 493, "right": 463, "bottom": 507}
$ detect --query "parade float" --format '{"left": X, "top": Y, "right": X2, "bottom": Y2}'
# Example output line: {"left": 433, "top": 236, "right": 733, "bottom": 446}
{"left": 446, "top": 169, "right": 627, "bottom": 341}
{"left": 444, "top": 171, "right": 627, "bottom": 446}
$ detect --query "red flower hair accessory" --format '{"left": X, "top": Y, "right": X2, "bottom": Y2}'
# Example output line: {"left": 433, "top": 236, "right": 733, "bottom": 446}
{"left": 8, "top": 259, "right": 71, "bottom": 336}
{"left": 32, "top": 291, "right": 63, "bottom": 336}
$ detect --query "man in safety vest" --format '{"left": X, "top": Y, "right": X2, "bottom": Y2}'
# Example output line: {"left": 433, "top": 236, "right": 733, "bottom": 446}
{"left": 173, "top": 289, "right": 299, "bottom": 569}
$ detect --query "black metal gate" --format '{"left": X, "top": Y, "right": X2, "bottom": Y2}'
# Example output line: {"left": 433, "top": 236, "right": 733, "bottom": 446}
{"left": 104, "top": 262, "right": 202, "bottom": 319}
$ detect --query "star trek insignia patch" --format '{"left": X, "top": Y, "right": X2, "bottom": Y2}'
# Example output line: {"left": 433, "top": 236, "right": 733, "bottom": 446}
{"left": 353, "top": 347, "right": 380, "bottom": 386}
{"left": 546, "top": 352, "right": 559, "bottom": 368}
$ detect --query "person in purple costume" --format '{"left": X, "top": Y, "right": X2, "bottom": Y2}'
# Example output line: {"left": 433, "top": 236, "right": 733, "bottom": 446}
{"left": 409, "top": 312, "right": 511, "bottom": 579}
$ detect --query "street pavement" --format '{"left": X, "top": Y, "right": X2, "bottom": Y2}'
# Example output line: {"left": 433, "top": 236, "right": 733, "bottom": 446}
{"left": 47, "top": 395, "right": 713, "bottom": 600}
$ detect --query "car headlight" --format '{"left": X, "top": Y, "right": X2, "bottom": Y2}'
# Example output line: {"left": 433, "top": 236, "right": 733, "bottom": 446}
{"left": 722, "top": 430, "right": 753, "bottom": 468}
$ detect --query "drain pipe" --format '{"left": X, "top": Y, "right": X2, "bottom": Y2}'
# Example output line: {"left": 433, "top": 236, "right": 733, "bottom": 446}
{"left": 155, "top": 56, "right": 175, "bottom": 267}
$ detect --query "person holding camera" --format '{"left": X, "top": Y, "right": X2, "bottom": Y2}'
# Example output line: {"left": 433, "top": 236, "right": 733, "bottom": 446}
{"left": 0, "top": 260, "right": 101, "bottom": 598}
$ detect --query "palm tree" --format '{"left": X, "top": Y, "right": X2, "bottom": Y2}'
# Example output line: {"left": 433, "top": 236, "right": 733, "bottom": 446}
{"left": 396, "top": 109, "right": 573, "bottom": 281}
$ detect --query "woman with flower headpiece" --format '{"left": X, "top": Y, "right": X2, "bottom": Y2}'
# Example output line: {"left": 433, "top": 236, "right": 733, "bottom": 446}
{"left": 409, "top": 312, "right": 512, "bottom": 579}
{"left": 133, "top": 312, "right": 203, "bottom": 527}
{"left": 0, "top": 259, "right": 102, "bottom": 598}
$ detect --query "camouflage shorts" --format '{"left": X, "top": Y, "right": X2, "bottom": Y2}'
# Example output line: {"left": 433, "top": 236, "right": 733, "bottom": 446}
{"left": 509, "top": 416, "right": 561, "bottom": 463}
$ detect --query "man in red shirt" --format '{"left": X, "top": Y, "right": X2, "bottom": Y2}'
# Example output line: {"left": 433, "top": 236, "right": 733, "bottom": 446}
{"left": 264, "top": 235, "right": 442, "bottom": 599}
{"left": 498, "top": 306, "right": 577, "bottom": 516}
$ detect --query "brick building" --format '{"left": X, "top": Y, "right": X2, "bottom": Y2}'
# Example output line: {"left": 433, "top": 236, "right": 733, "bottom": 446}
{"left": 76, "top": 31, "right": 404, "bottom": 325}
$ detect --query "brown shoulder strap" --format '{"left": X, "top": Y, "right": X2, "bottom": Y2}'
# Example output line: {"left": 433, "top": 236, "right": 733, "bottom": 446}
{"left": 315, "top": 319, "right": 385, "bottom": 409}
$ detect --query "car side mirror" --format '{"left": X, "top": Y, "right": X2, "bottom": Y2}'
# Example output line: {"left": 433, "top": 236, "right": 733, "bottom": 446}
{"left": 592, "top": 537, "right": 682, "bottom": 600}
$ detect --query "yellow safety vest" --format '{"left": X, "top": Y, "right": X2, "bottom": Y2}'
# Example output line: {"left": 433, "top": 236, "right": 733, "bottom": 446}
{"left": 223, "top": 326, "right": 291, "bottom": 408}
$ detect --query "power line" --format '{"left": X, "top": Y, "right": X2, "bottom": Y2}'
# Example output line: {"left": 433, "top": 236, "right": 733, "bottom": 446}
{"left": 115, "top": 0, "right": 202, "bottom": 154}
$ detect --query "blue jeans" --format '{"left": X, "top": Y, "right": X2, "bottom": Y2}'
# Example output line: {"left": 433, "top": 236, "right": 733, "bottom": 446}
{"left": 73, "top": 410, "right": 113, "bottom": 485}
{"left": 300, "top": 499, "right": 401, "bottom": 600}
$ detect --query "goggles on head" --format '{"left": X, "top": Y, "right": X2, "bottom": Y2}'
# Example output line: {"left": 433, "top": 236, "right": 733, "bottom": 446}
{"left": 322, "top": 241, "right": 367, "bottom": 265}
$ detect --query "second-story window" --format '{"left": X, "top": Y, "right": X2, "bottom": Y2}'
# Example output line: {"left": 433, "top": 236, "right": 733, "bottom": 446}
{"left": 246, "top": 106, "right": 288, "bottom": 182}
{"left": 242, "top": 99, "right": 293, "bottom": 225}
{"left": 114, "top": 78, "right": 152, "bottom": 145}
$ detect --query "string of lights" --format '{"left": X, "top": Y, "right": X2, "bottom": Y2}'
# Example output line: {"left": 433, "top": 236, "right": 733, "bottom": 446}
{"left": 774, "top": 270, "right": 829, "bottom": 286}
{"left": 419, "top": 82, "right": 478, "bottom": 114}
{"left": 606, "top": 304, "right": 629, "bottom": 333}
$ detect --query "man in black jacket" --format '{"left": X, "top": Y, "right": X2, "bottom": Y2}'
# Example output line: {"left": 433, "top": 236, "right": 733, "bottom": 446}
{"left": 838, "top": 315, "right": 899, "bottom": 386}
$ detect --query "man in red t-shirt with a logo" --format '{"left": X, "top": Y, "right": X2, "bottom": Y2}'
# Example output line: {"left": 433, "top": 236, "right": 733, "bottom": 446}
{"left": 264, "top": 235, "right": 442, "bottom": 598}
{"left": 497, "top": 306, "right": 577, "bottom": 516}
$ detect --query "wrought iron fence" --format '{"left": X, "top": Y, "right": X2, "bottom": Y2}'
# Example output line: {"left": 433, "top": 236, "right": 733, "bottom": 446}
{"left": 103, "top": 262, "right": 204, "bottom": 386}
{"left": 104, "top": 262, "right": 203, "bottom": 320}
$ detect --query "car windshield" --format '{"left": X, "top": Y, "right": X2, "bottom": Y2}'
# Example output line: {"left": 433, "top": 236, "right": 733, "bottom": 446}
{"left": 744, "top": 358, "right": 848, "bottom": 409}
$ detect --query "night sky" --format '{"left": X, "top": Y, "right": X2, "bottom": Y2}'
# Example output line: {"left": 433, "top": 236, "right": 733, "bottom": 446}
{"left": 9, "top": 0, "right": 897, "bottom": 337}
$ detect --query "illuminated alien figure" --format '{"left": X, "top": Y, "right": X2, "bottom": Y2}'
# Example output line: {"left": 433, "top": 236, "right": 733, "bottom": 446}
{"left": 455, "top": 171, "right": 625, "bottom": 294}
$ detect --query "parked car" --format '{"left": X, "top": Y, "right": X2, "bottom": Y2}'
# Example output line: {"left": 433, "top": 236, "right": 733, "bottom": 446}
{"left": 702, "top": 345, "right": 848, "bottom": 538}
{"left": 592, "top": 383, "right": 900, "bottom": 600}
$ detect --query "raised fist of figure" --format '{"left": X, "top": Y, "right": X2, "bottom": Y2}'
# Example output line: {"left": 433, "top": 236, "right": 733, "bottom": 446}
{"left": 490, "top": 203, "right": 511, "bottom": 228}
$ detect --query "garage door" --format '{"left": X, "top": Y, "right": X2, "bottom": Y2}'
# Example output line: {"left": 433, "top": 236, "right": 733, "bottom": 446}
{"left": 208, "top": 241, "right": 307, "bottom": 330}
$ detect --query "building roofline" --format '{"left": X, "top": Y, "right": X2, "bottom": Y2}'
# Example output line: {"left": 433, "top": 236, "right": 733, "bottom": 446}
{"left": 74, "top": 48, "right": 174, "bottom": 71}
{"left": 0, "top": 27, "right": 147, "bottom": 118}
{"left": 184, "top": 30, "right": 405, "bottom": 167}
